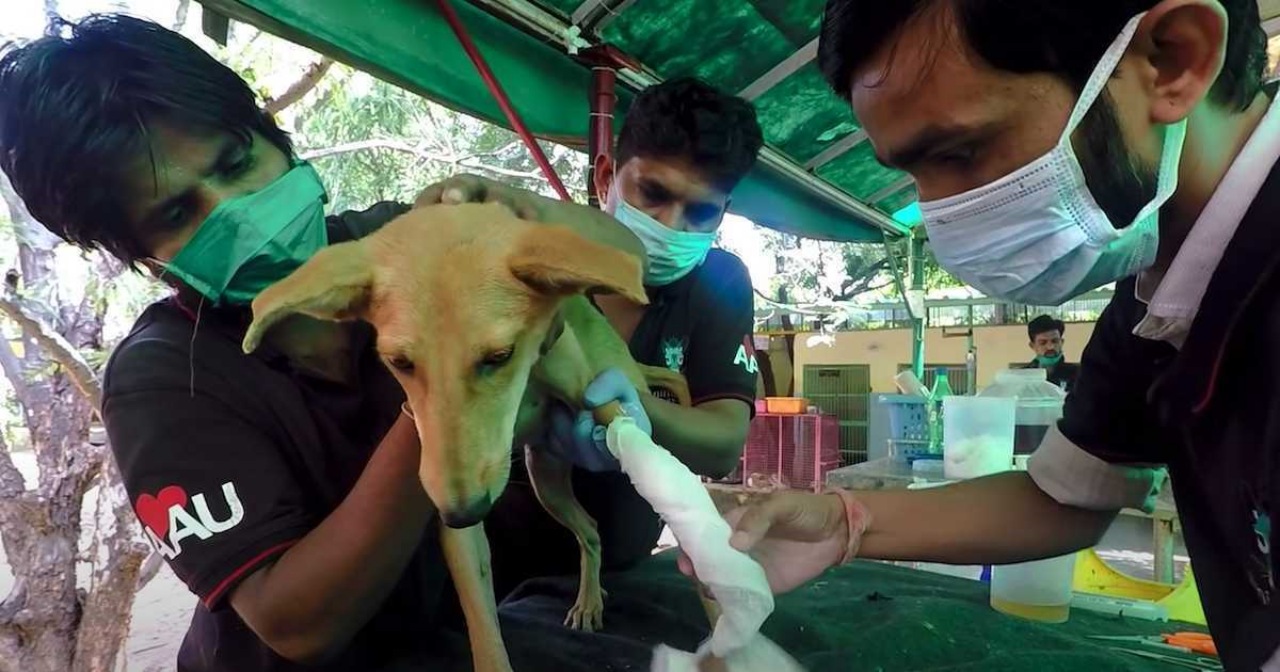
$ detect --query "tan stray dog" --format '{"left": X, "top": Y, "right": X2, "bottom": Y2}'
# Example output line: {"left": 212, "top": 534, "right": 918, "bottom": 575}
{"left": 241, "top": 202, "right": 690, "bottom": 672}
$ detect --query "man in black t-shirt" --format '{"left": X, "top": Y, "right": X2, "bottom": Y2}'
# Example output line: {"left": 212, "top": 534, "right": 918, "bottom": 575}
{"left": 480, "top": 78, "right": 763, "bottom": 598}
{"left": 0, "top": 15, "right": 647, "bottom": 672}
{"left": 1023, "top": 315, "right": 1081, "bottom": 392}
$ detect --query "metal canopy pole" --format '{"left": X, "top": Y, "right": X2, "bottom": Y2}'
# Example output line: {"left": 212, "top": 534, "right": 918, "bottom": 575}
{"left": 738, "top": 38, "right": 819, "bottom": 101}
{"left": 866, "top": 174, "right": 915, "bottom": 207}
{"left": 571, "top": 0, "right": 641, "bottom": 32}
{"left": 910, "top": 232, "right": 927, "bottom": 380}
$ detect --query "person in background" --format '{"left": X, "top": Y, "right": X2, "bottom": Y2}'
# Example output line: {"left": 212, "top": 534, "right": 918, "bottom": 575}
{"left": 0, "top": 14, "right": 644, "bottom": 671}
{"left": 686, "top": 1, "right": 1280, "bottom": 669}
{"left": 1024, "top": 315, "right": 1080, "bottom": 392}
{"left": 475, "top": 76, "right": 764, "bottom": 599}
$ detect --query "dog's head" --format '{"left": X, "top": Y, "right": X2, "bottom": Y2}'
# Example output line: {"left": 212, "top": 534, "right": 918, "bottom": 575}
{"left": 242, "top": 202, "right": 647, "bottom": 528}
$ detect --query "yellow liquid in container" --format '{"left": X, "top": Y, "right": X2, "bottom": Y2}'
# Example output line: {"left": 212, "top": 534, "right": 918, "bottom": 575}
{"left": 990, "top": 596, "right": 1070, "bottom": 624}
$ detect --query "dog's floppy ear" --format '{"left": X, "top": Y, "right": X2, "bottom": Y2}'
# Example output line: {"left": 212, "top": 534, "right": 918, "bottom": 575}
{"left": 242, "top": 241, "right": 374, "bottom": 354}
{"left": 508, "top": 225, "right": 648, "bottom": 305}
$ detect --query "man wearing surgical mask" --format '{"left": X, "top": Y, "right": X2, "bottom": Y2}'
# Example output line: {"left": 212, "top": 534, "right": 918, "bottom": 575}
{"left": 483, "top": 77, "right": 763, "bottom": 599}
{"left": 683, "top": 2, "right": 1280, "bottom": 669}
{"left": 1024, "top": 316, "right": 1080, "bottom": 392}
{"left": 0, "top": 15, "right": 648, "bottom": 672}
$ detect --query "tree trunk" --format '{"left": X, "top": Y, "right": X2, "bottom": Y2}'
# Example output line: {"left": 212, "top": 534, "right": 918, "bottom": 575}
{"left": 73, "top": 461, "right": 148, "bottom": 672}
{"left": 0, "top": 169, "right": 140, "bottom": 672}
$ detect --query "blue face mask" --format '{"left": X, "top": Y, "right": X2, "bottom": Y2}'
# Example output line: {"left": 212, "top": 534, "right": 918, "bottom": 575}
{"left": 162, "top": 163, "right": 329, "bottom": 305}
{"left": 606, "top": 185, "right": 716, "bottom": 286}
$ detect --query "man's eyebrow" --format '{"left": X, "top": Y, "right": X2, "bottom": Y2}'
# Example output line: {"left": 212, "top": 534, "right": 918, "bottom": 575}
{"left": 874, "top": 124, "right": 978, "bottom": 170}
{"left": 137, "top": 136, "right": 245, "bottom": 228}
{"left": 638, "top": 176, "right": 675, "bottom": 198}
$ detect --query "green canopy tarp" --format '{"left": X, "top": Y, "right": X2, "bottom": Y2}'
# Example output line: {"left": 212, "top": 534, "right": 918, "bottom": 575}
{"left": 198, "top": 0, "right": 916, "bottom": 242}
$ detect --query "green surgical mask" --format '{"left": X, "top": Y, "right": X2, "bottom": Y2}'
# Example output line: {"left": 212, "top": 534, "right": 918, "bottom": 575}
{"left": 1037, "top": 353, "right": 1064, "bottom": 368}
{"left": 163, "top": 162, "right": 328, "bottom": 305}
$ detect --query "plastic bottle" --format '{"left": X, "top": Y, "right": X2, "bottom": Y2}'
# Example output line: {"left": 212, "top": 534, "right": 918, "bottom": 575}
{"left": 979, "top": 369, "right": 1065, "bottom": 455}
{"left": 928, "top": 369, "right": 953, "bottom": 453}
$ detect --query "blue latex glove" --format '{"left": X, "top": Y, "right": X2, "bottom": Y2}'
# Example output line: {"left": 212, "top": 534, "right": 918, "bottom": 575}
{"left": 545, "top": 367, "right": 652, "bottom": 472}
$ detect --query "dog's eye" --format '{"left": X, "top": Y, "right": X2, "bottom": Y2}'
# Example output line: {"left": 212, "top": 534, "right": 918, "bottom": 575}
{"left": 480, "top": 346, "right": 515, "bottom": 369}
{"left": 385, "top": 354, "right": 415, "bottom": 373}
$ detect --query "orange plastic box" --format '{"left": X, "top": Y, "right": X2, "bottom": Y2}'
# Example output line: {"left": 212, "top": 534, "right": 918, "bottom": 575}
{"left": 764, "top": 397, "right": 807, "bottom": 415}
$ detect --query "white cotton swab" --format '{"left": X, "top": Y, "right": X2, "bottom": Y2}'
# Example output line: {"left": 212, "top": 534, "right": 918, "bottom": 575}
{"left": 604, "top": 419, "right": 806, "bottom": 671}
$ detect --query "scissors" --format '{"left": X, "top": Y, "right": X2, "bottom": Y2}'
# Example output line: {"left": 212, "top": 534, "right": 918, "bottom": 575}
{"left": 1108, "top": 647, "right": 1223, "bottom": 671}
{"left": 1090, "top": 632, "right": 1218, "bottom": 657}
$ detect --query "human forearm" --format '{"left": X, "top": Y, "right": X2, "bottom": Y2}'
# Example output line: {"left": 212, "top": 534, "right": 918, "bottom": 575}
{"left": 855, "top": 471, "right": 1116, "bottom": 565}
{"left": 642, "top": 396, "right": 748, "bottom": 478}
{"left": 233, "top": 412, "right": 434, "bottom": 662}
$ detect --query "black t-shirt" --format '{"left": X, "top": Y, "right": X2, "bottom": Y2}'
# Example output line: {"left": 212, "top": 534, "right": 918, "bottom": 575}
{"left": 1023, "top": 358, "right": 1081, "bottom": 393}
{"left": 627, "top": 248, "right": 758, "bottom": 410}
{"left": 103, "top": 202, "right": 452, "bottom": 672}
{"left": 1051, "top": 159, "right": 1280, "bottom": 669}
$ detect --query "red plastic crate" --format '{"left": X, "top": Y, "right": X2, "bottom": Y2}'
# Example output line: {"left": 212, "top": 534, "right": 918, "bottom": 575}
{"left": 741, "top": 413, "right": 840, "bottom": 492}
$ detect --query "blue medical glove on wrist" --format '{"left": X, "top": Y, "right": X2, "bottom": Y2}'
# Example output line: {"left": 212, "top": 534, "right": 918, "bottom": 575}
{"left": 545, "top": 367, "right": 651, "bottom": 472}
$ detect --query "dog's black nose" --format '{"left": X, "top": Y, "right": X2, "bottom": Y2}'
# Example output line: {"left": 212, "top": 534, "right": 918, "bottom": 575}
{"left": 440, "top": 495, "right": 493, "bottom": 529}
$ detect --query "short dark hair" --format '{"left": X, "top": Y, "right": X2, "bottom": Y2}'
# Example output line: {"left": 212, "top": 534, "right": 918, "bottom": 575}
{"left": 1028, "top": 315, "right": 1066, "bottom": 341}
{"left": 617, "top": 77, "right": 764, "bottom": 192}
{"left": 819, "top": 0, "right": 1267, "bottom": 113}
{"left": 0, "top": 14, "right": 293, "bottom": 265}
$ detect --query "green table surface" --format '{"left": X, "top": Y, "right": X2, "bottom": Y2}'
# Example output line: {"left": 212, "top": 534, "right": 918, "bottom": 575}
{"left": 607, "top": 553, "right": 1214, "bottom": 671}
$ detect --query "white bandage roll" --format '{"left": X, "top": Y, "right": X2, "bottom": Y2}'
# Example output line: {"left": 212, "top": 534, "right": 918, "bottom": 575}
{"left": 605, "top": 419, "right": 805, "bottom": 671}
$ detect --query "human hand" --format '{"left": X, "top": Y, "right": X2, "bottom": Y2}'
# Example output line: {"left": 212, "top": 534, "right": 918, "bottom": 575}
{"left": 545, "top": 368, "right": 651, "bottom": 472}
{"left": 414, "top": 174, "right": 547, "bottom": 220}
{"left": 678, "top": 490, "right": 869, "bottom": 594}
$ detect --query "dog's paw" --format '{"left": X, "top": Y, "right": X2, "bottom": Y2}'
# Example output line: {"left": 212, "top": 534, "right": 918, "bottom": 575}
{"left": 564, "top": 588, "right": 607, "bottom": 632}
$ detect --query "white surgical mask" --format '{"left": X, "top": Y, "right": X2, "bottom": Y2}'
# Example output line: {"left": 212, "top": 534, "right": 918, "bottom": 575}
{"left": 607, "top": 185, "right": 716, "bottom": 286}
{"left": 919, "top": 13, "right": 1188, "bottom": 305}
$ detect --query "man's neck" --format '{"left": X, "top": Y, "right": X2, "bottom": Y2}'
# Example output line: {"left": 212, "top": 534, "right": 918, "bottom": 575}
{"left": 1154, "top": 92, "right": 1273, "bottom": 274}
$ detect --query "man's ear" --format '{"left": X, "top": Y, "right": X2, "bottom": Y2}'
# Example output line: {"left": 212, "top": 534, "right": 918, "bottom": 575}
{"left": 508, "top": 225, "right": 648, "bottom": 305}
{"left": 593, "top": 154, "right": 615, "bottom": 205}
{"left": 1141, "top": 0, "right": 1228, "bottom": 125}
{"left": 242, "top": 241, "right": 374, "bottom": 354}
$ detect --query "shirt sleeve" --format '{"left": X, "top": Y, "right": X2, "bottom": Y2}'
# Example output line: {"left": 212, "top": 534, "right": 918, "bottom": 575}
{"left": 1027, "top": 293, "right": 1170, "bottom": 513}
{"left": 103, "top": 335, "right": 317, "bottom": 609}
{"left": 328, "top": 201, "right": 412, "bottom": 242}
{"left": 683, "top": 250, "right": 757, "bottom": 412}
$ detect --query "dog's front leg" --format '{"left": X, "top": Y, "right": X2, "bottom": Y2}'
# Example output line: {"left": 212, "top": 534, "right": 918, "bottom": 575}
{"left": 441, "top": 524, "right": 513, "bottom": 672}
{"left": 524, "top": 446, "right": 606, "bottom": 632}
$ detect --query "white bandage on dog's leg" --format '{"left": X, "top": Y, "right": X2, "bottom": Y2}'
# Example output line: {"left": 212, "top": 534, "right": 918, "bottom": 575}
{"left": 605, "top": 419, "right": 805, "bottom": 671}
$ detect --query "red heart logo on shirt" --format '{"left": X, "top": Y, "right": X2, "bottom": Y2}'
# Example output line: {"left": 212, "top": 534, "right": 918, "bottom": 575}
{"left": 134, "top": 485, "right": 189, "bottom": 539}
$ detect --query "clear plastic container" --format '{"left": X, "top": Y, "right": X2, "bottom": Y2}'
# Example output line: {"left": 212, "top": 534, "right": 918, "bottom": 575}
{"left": 942, "top": 397, "right": 1016, "bottom": 480}
{"left": 980, "top": 369, "right": 1066, "bottom": 455}
{"left": 990, "top": 554, "right": 1079, "bottom": 623}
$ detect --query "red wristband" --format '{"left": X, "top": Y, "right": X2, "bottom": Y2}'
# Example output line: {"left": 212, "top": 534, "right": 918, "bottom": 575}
{"left": 830, "top": 489, "right": 871, "bottom": 566}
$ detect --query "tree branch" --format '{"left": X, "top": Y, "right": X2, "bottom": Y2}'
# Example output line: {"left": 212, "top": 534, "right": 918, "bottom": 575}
{"left": 298, "top": 139, "right": 547, "bottom": 182}
{"left": 0, "top": 294, "right": 101, "bottom": 412}
{"left": 264, "top": 57, "right": 334, "bottom": 116}
{"left": 835, "top": 279, "right": 894, "bottom": 302}
{"left": 0, "top": 334, "right": 30, "bottom": 414}
{"left": 172, "top": 0, "right": 191, "bottom": 31}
